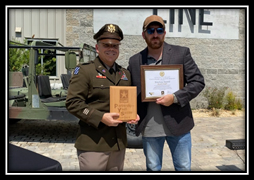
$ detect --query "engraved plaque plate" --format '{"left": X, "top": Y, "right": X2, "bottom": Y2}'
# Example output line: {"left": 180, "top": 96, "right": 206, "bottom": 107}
{"left": 110, "top": 86, "right": 137, "bottom": 121}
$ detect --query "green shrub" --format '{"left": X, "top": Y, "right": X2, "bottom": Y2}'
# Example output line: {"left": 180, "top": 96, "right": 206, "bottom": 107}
{"left": 224, "top": 91, "right": 243, "bottom": 110}
{"left": 203, "top": 87, "right": 243, "bottom": 111}
{"left": 203, "top": 87, "right": 227, "bottom": 109}
{"left": 9, "top": 40, "right": 29, "bottom": 72}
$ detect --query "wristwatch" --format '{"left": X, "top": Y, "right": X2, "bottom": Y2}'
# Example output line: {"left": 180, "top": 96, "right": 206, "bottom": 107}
{"left": 173, "top": 93, "right": 178, "bottom": 104}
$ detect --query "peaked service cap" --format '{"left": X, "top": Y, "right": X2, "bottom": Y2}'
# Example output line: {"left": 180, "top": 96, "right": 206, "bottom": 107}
{"left": 93, "top": 24, "right": 123, "bottom": 41}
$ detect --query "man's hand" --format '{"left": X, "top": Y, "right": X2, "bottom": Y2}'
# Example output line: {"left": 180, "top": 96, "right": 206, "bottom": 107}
{"left": 101, "top": 113, "right": 123, "bottom": 127}
{"left": 156, "top": 94, "right": 174, "bottom": 106}
{"left": 127, "top": 114, "right": 140, "bottom": 125}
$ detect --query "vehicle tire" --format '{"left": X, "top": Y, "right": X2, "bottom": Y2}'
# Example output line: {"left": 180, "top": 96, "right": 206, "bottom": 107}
{"left": 126, "top": 123, "right": 143, "bottom": 148}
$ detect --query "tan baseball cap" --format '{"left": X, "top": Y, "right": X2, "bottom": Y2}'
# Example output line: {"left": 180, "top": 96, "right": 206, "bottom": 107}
{"left": 143, "top": 15, "right": 165, "bottom": 31}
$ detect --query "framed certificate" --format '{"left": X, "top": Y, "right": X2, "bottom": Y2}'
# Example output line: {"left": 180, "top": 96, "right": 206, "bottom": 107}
{"left": 140, "top": 65, "right": 184, "bottom": 102}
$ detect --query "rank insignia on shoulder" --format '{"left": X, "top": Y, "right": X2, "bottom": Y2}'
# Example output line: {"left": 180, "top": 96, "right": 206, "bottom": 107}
{"left": 83, "top": 108, "right": 89, "bottom": 115}
{"left": 73, "top": 67, "right": 80, "bottom": 75}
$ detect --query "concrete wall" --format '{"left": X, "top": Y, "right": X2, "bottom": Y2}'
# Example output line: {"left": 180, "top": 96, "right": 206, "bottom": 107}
{"left": 66, "top": 9, "right": 246, "bottom": 108}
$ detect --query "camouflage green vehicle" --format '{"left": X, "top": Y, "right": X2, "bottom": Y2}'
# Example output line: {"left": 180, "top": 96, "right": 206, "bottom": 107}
{"left": 9, "top": 41, "right": 80, "bottom": 122}
{"left": 8, "top": 41, "right": 142, "bottom": 148}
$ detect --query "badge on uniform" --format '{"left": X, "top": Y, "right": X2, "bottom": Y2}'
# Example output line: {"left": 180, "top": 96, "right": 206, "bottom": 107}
{"left": 73, "top": 67, "right": 80, "bottom": 75}
{"left": 121, "top": 71, "right": 128, "bottom": 80}
{"left": 96, "top": 72, "right": 106, "bottom": 79}
{"left": 83, "top": 108, "right": 89, "bottom": 115}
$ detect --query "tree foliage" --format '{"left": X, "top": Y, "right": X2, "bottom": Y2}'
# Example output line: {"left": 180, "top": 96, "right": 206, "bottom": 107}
{"left": 9, "top": 39, "right": 56, "bottom": 75}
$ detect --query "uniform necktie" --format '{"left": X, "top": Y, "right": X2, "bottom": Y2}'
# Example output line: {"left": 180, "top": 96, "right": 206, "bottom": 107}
{"left": 109, "top": 68, "right": 116, "bottom": 80}
{"left": 109, "top": 67, "right": 115, "bottom": 74}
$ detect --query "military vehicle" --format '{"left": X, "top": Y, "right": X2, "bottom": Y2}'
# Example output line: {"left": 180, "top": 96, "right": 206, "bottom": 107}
{"left": 8, "top": 41, "right": 142, "bottom": 148}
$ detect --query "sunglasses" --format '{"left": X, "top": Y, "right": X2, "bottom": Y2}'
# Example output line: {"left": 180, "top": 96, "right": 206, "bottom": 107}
{"left": 146, "top": 28, "right": 164, "bottom": 35}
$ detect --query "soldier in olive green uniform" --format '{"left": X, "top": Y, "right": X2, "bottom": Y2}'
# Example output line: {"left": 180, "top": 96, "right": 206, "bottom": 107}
{"left": 66, "top": 24, "right": 139, "bottom": 171}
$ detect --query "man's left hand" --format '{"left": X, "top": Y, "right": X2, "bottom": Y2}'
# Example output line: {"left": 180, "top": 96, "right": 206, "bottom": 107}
{"left": 156, "top": 94, "right": 174, "bottom": 106}
{"left": 127, "top": 114, "right": 140, "bottom": 125}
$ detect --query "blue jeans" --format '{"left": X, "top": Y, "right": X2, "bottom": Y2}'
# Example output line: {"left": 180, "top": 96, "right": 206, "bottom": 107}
{"left": 142, "top": 132, "right": 191, "bottom": 171}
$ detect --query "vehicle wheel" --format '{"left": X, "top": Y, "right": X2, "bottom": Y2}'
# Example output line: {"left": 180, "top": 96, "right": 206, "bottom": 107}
{"left": 126, "top": 123, "right": 143, "bottom": 148}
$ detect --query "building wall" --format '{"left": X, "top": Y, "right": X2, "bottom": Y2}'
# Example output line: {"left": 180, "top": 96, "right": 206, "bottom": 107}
{"left": 66, "top": 9, "right": 245, "bottom": 108}
{"left": 8, "top": 8, "right": 245, "bottom": 108}
{"left": 8, "top": 9, "right": 67, "bottom": 78}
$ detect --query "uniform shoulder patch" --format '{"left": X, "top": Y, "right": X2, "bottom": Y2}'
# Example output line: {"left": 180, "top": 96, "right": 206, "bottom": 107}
{"left": 73, "top": 66, "right": 80, "bottom": 75}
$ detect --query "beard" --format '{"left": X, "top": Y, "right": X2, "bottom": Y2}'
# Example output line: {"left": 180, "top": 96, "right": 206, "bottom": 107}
{"left": 145, "top": 37, "right": 164, "bottom": 49}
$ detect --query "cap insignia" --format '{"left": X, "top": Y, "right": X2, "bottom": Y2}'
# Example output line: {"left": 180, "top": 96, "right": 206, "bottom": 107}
{"left": 107, "top": 24, "right": 116, "bottom": 33}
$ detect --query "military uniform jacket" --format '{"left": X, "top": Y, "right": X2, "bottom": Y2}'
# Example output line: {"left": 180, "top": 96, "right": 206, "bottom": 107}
{"left": 66, "top": 57, "right": 131, "bottom": 151}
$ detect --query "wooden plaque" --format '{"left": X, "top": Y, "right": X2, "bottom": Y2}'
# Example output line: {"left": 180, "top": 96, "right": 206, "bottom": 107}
{"left": 110, "top": 86, "right": 137, "bottom": 121}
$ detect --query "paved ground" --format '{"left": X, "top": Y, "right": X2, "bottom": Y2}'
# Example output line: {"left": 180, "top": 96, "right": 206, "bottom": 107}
{"left": 8, "top": 116, "right": 246, "bottom": 173}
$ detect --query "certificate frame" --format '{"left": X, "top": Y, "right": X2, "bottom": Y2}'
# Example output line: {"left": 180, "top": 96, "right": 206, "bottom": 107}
{"left": 140, "top": 65, "right": 184, "bottom": 102}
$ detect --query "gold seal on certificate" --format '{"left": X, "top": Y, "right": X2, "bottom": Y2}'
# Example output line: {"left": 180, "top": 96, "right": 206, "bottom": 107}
{"left": 140, "top": 65, "right": 184, "bottom": 102}
{"left": 160, "top": 71, "right": 165, "bottom": 77}
{"left": 110, "top": 86, "right": 137, "bottom": 121}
